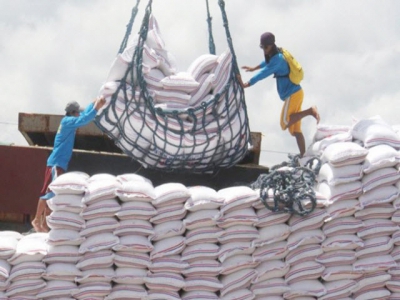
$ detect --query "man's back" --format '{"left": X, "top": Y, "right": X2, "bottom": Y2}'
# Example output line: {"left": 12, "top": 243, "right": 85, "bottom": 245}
{"left": 47, "top": 102, "right": 97, "bottom": 170}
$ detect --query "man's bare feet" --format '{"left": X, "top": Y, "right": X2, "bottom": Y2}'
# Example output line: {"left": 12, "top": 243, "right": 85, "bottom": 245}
{"left": 31, "top": 219, "right": 42, "bottom": 233}
{"left": 311, "top": 106, "right": 320, "bottom": 124}
{"left": 40, "top": 218, "right": 50, "bottom": 233}
{"left": 31, "top": 214, "right": 49, "bottom": 233}
{"left": 42, "top": 208, "right": 51, "bottom": 232}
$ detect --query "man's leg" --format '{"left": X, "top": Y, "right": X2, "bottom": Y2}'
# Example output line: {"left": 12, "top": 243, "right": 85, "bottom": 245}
{"left": 287, "top": 106, "right": 320, "bottom": 128}
{"left": 294, "top": 132, "right": 306, "bottom": 157}
{"left": 42, "top": 205, "right": 51, "bottom": 232}
{"left": 32, "top": 166, "right": 60, "bottom": 232}
{"left": 31, "top": 199, "right": 47, "bottom": 232}
{"left": 281, "top": 90, "right": 313, "bottom": 157}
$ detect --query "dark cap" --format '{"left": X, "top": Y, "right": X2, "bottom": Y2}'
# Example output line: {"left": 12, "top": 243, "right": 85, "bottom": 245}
{"left": 65, "top": 101, "right": 82, "bottom": 113}
{"left": 260, "top": 32, "right": 275, "bottom": 47}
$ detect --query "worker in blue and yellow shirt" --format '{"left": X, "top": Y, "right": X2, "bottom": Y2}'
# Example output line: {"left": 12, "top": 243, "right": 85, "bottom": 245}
{"left": 237, "top": 32, "right": 320, "bottom": 158}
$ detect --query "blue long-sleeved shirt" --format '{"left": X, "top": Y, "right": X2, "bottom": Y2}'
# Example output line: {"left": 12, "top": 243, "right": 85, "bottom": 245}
{"left": 47, "top": 102, "right": 97, "bottom": 170}
{"left": 248, "top": 52, "right": 301, "bottom": 100}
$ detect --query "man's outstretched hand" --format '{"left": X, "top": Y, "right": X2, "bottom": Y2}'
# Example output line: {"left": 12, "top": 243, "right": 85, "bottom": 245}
{"left": 241, "top": 66, "right": 256, "bottom": 72}
{"left": 236, "top": 74, "right": 250, "bottom": 88}
{"left": 94, "top": 96, "right": 106, "bottom": 111}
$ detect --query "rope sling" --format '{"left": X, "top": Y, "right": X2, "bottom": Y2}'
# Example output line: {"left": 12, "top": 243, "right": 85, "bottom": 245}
{"left": 95, "top": 0, "right": 251, "bottom": 173}
{"left": 251, "top": 155, "right": 322, "bottom": 216}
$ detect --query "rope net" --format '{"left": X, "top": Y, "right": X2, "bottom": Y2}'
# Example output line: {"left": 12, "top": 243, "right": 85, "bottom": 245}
{"left": 251, "top": 155, "right": 322, "bottom": 216}
{"left": 95, "top": 0, "right": 250, "bottom": 173}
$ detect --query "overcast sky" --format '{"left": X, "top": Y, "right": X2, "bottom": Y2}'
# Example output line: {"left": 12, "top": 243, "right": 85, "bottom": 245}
{"left": 1, "top": 0, "right": 399, "bottom": 167}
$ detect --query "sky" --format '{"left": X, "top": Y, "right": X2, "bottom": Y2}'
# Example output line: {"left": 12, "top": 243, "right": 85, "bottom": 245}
{"left": 1, "top": 0, "right": 400, "bottom": 168}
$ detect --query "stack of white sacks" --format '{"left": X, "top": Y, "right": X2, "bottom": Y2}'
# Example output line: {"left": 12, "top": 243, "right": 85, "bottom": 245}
{"left": 1, "top": 114, "right": 400, "bottom": 299}
{"left": 249, "top": 190, "right": 329, "bottom": 299}
{"left": 76, "top": 173, "right": 121, "bottom": 299}
{"left": 42, "top": 172, "right": 87, "bottom": 299}
{"left": 5, "top": 232, "right": 48, "bottom": 299}
{"left": 144, "top": 183, "right": 188, "bottom": 299}
{"left": 181, "top": 186, "right": 223, "bottom": 300}
{"left": 97, "top": 14, "right": 246, "bottom": 169}
{"left": 302, "top": 115, "right": 400, "bottom": 299}
{"left": 0, "top": 231, "right": 19, "bottom": 298}
{"left": 112, "top": 174, "right": 154, "bottom": 300}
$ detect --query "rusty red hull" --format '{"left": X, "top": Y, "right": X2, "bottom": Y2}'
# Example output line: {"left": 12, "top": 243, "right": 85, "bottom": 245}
{"left": 0, "top": 145, "right": 50, "bottom": 216}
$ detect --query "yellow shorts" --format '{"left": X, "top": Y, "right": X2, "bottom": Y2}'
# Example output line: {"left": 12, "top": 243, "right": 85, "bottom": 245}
{"left": 280, "top": 88, "right": 304, "bottom": 135}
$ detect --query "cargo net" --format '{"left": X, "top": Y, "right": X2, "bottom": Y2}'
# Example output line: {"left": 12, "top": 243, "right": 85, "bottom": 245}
{"left": 95, "top": 0, "right": 250, "bottom": 173}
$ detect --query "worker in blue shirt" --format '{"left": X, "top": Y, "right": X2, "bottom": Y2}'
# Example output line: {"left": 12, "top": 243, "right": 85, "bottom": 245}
{"left": 31, "top": 96, "right": 106, "bottom": 232}
{"left": 237, "top": 32, "right": 320, "bottom": 158}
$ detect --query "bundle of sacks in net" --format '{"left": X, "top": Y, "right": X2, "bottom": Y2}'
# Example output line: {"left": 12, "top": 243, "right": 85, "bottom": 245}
{"left": 96, "top": 14, "right": 248, "bottom": 171}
